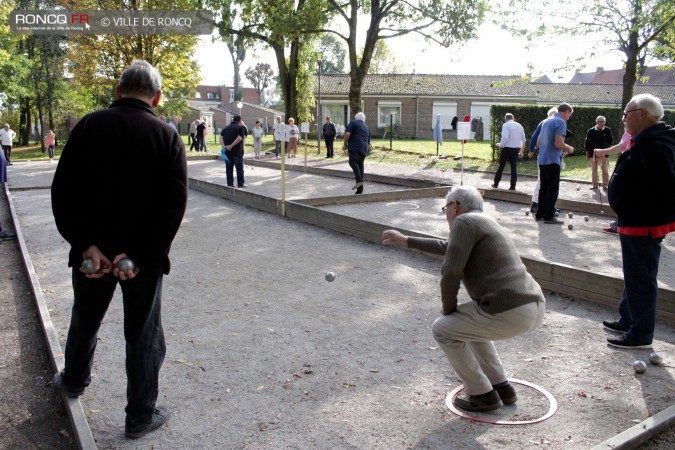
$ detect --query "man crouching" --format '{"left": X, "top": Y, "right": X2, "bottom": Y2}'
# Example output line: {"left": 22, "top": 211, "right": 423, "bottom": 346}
{"left": 382, "top": 186, "right": 545, "bottom": 411}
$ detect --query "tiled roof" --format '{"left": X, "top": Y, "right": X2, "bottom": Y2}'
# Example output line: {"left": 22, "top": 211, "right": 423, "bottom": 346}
{"left": 569, "top": 66, "right": 675, "bottom": 85}
{"left": 317, "top": 74, "right": 675, "bottom": 106}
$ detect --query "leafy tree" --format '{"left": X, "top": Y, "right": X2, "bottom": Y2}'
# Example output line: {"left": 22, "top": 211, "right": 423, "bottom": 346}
{"left": 318, "top": 33, "right": 346, "bottom": 74}
{"left": 367, "top": 40, "right": 403, "bottom": 74}
{"left": 503, "top": 0, "right": 675, "bottom": 108}
{"left": 244, "top": 62, "right": 274, "bottom": 103}
{"left": 324, "top": 0, "right": 488, "bottom": 115}
{"left": 211, "top": 0, "right": 329, "bottom": 122}
{"left": 64, "top": 0, "right": 201, "bottom": 117}
{"left": 216, "top": 1, "right": 251, "bottom": 101}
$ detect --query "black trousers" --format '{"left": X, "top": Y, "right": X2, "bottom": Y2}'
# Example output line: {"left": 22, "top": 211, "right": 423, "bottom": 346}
{"left": 348, "top": 151, "right": 366, "bottom": 193}
{"left": 536, "top": 163, "right": 561, "bottom": 220}
{"left": 493, "top": 147, "right": 519, "bottom": 188}
{"left": 62, "top": 268, "right": 165, "bottom": 424}
{"left": 324, "top": 137, "right": 334, "bottom": 157}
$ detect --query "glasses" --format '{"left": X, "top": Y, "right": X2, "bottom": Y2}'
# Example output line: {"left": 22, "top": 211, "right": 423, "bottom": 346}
{"left": 622, "top": 108, "right": 642, "bottom": 117}
{"left": 441, "top": 201, "right": 460, "bottom": 213}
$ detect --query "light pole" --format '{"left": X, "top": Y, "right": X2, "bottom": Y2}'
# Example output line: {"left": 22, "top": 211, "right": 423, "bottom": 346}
{"left": 316, "top": 52, "right": 322, "bottom": 154}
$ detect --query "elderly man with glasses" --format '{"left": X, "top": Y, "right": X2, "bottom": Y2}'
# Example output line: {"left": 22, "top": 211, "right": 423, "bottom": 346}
{"left": 382, "top": 186, "right": 545, "bottom": 412}
{"left": 603, "top": 93, "right": 675, "bottom": 349}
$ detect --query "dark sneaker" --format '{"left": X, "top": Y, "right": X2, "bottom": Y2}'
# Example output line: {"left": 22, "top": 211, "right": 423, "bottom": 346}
{"left": 493, "top": 383, "right": 517, "bottom": 404}
{"left": 491, "top": 183, "right": 498, "bottom": 189}
{"left": 544, "top": 218, "right": 564, "bottom": 224}
{"left": 351, "top": 181, "right": 364, "bottom": 190}
{"left": 52, "top": 371, "right": 84, "bottom": 398}
{"left": 603, "top": 320, "right": 628, "bottom": 333}
{"left": 607, "top": 336, "right": 652, "bottom": 349}
{"left": 125, "top": 406, "right": 169, "bottom": 439}
{"left": 453, "top": 389, "right": 503, "bottom": 412}
{"left": 0, "top": 230, "right": 16, "bottom": 241}
{"left": 530, "top": 202, "right": 538, "bottom": 214}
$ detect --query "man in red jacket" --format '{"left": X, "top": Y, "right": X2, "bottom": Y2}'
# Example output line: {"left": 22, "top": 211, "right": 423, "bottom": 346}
{"left": 51, "top": 60, "right": 188, "bottom": 439}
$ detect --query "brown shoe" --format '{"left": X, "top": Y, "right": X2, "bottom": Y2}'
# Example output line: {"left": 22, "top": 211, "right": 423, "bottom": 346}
{"left": 453, "top": 389, "right": 503, "bottom": 412}
{"left": 493, "top": 383, "right": 517, "bottom": 404}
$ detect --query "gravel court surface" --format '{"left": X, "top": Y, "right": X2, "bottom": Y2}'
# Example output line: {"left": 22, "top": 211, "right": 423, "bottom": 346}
{"left": 6, "top": 158, "right": 674, "bottom": 449}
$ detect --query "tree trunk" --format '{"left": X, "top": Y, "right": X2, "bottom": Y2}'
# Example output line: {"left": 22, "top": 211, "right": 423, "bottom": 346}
{"left": 20, "top": 98, "right": 31, "bottom": 146}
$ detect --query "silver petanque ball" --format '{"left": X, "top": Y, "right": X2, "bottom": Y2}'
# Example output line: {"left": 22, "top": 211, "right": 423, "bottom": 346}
{"left": 117, "top": 258, "right": 135, "bottom": 273}
{"left": 525, "top": 210, "right": 530, "bottom": 216}
{"left": 325, "top": 271, "right": 336, "bottom": 282}
{"left": 584, "top": 216, "right": 590, "bottom": 222}
{"left": 633, "top": 360, "right": 647, "bottom": 374}
{"left": 81, "top": 258, "right": 97, "bottom": 274}
{"left": 568, "top": 212, "right": 574, "bottom": 218}
{"left": 649, "top": 352, "right": 663, "bottom": 365}
{"left": 568, "top": 224, "right": 574, "bottom": 230}
{"left": 554, "top": 212, "right": 559, "bottom": 217}
{"left": 576, "top": 186, "right": 580, "bottom": 191}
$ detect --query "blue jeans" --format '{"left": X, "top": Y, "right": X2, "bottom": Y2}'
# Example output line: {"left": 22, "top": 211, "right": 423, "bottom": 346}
{"left": 274, "top": 140, "right": 281, "bottom": 157}
{"left": 62, "top": 268, "right": 165, "bottom": 424}
{"left": 617, "top": 233, "right": 663, "bottom": 343}
{"left": 225, "top": 154, "right": 245, "bottom": 186}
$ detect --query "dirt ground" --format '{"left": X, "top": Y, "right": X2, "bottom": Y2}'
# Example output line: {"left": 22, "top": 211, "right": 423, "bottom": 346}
{"left": 1, "top": 157, "right": 673, "bottom": 449}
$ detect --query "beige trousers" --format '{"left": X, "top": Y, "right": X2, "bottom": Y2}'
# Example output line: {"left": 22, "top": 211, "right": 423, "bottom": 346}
{"left": 432, "top": 301, "right": 545, "bottom": 395}
{"left": 591, "top": 155, "right": 610, "bottom": 188}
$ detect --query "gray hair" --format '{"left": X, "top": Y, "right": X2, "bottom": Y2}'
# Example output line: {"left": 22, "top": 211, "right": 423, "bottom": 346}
{"left": 445, "top": 186, "right": 484, "bottom": 213}
{"left": 631, "top": 93, "right": 664, "bottom": 120}
{"left": 558, "top": 103, "right": 573, "bottom": 113}
{"left": 355, "top": 112, "right": 366, "bottom": 122}
{"left": 117, "top": 60, "right": 162, "bottom": 98}
{"left": 596, "top": 116, "right": 606, "bottom": 122}
{"left": 547, "top": 107, "right": 557, "bottom": 118}
{"left": 505, "top": 113, "right": 514, "bottom": 121}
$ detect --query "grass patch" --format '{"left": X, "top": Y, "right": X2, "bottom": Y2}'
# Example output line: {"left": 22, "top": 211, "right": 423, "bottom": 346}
{"left": 11, "top": 136, "right": 614, "bottom": 183}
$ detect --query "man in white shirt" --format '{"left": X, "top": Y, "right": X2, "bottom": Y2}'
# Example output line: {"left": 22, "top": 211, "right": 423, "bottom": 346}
{"left": 492, "top": 113, "right": 526, "bottom": 190}
{"left": 0, "top": 123, "right": 17, "bottom": 165}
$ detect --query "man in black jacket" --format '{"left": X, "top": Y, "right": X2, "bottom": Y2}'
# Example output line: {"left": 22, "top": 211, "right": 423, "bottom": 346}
{"left": 604, "top": 94, "right": 675, "bottom": 348}
{"left": 220, "top": 115, "right": 247, "bottom": 187}
{"left": 584, "top": 116, "right": 614, "bottom": 190}
{"left": 322, "top": 116, "right": 337, "bottom": 158}
{"left": 51, "top": 60, "right": 188, "bottom": 438}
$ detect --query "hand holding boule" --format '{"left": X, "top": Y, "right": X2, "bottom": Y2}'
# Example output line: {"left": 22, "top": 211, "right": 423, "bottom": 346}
{"left": 81, "top": 258, "right": 97, "bottom": 274}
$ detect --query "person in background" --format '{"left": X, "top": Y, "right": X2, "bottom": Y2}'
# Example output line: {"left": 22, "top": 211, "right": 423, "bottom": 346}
{"left": 195, "top": 120, "right": 206, "bottom": 152}
{"left": 322, "top": 116, "right": 337, "bottom": 158}
{"left": 382, "top": 186, "right": 545, "bottom": 412}
{"left": 585, "top": 116, "right": 613, "bottom": 190}
{"left": 0, "top": 144, "right": 16, "bottom": 241}
{"left": 343, "top": 112, "right": 371, "bottom": 195}
{"left": 50, "top": 60, "right": 188, "bottom": 439}
{"left": 0, "top": 123, "right": 17, "bottom": 166}
{"left": 272, "top": 116, "right": 283, "bottom": 158}
{"left": 603, "top": 93, "right": 675, "bottom": 349}
{"left": 527, "top": 108, "right": 558, "bottom": 214}
{"left": 252, "top": 120, "right": 264, "bottom": 159}
{"left": 287, "top": 118, "right": 299, "bottom": 158}
{"left": 492, "top": 113, "right": 526, "bottom": 190}
{"left": 535, "top": 103, "right": 575, "bottom": 224}
{"left": 220, "top": 115, "right": 247, "bottom": 188}
{"left": 189, "top": 119, "right": 198, "bottom": 152}
{"left": 45, "top": 129, "right": 56, "bottom": 163}
{"left": 168, "top": 115, "right": 179, "bottom": 132}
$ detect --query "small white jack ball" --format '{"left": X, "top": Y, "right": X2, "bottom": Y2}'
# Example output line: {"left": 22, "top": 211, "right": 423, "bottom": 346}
{"left": 568, "top": 224, "right": 574, "bottom": 230}
{"left": 325, "top": 272, "right": 336, "bottom": 282}
{"left": 633, "top": 360, "right": 647, "bottom": 374}
{"left": 649, "top": 352, "right": 663, "bottom": 365}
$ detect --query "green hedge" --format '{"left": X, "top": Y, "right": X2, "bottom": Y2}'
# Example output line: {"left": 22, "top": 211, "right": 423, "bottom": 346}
{"left": 489, "top": 104, "right": 675, "bottom": 160}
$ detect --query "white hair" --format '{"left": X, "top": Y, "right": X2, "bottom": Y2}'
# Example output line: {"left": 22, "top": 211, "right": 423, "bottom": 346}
{"left": 631, "top": 94, "right": 664, "bottom": 121}
{"left": 355, "top": 112, "right": 366, "bottom": 122}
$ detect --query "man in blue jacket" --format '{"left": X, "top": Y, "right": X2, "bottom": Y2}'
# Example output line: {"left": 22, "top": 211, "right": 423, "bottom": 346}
{"left": 51, "top": 60, "right": 188, "bottom": 439}
{"left": 604, "top": 94, "right": 675, "bottom": 348}
{"left": 343, "top": 112, "right": 371, "bottom": 194}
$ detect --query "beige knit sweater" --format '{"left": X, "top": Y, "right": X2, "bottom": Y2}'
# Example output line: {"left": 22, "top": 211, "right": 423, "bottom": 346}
{"left": 407, "top": 211, "right": 545, "bottom": 315}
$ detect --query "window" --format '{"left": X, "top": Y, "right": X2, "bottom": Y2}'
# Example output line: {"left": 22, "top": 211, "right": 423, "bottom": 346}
{"left": 432, "top": 102, "right": 457, "bottom": 130}
{"left": 378, "top": 101, "right": 401, "bottom": 128}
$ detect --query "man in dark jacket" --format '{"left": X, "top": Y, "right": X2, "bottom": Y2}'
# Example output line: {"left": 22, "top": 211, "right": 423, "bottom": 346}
{"left": 220, "top": 115, "right": 247, "bottom": 187}
{"left": 604, "top": 94, "right": 675, "bottom": 348}
{"left": 343, "top": 112, "right": 371, "bottom": 194}
{"left": 322, "top": 116, "right": 337, "bottom": 158}
{"left": 51, "top": 60, "right": 188, "bottom": 439}
{"left": 584, "top": 116, "right": 614, "bottom": 190}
